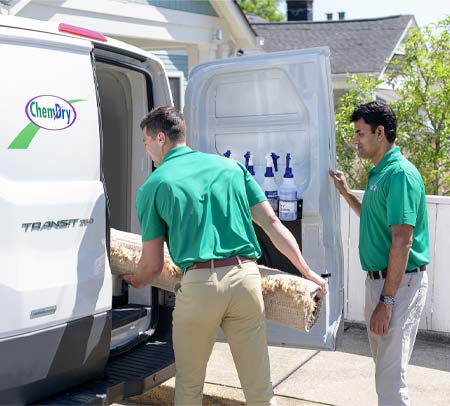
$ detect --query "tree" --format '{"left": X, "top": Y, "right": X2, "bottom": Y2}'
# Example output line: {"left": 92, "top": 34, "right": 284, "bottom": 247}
{"left": 238, "top": 0, "right": 285, "bottom": 22}
{"left": 334, "top": 74, "right": 381, "bottom": 190}
{"left": 387, "top": 17, "right": 450, "bottom": 195}
{"left": 335, "top": 17, "right": 450, "bottom": 195}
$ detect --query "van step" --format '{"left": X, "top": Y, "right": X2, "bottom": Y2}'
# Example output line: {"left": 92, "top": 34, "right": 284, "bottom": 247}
{"left": 33, "top": 307, "right": 175, "bottom": 405}
{"left": 112, "top": 304, "right": 150, "bottom": 330}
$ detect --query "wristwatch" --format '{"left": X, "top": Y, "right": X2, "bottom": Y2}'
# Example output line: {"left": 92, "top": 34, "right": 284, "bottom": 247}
{"left": 380, "top": 294, "right": 395, "bottom": 306}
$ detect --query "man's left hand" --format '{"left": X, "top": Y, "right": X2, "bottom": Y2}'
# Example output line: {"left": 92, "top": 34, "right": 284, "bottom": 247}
{"left": 370, "top": 302, "right": 393, "bottom": 335}
{"left": 302, "top": 269, "right": 328, "bottom": 298}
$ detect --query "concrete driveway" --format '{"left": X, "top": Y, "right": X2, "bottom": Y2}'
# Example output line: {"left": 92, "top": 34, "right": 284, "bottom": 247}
{"left": 116, "top": 325, "right": 450, "bottom": 405}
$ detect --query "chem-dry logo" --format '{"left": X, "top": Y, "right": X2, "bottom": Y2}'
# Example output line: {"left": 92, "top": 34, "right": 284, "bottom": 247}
{"left": 26, "top": 95, "right": 76, "bottom": 131}
{"left": 8, "top": 96, "right": 85, "bottom": 150}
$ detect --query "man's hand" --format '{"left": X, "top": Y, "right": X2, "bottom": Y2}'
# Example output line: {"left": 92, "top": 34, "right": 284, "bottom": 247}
{"left": 251, "top": 201, "right": 328, "bottom": 297}
{"left": 302, "top": 268, "right": 328, "bottom": 298}
{"left": 370, "top": 302, "right": 393, "bottom": 335}
{"left": 119, "top": 237, "right": 165, "bottom": 289}
{"left": 120, "top": 272, "right": 147, "bottom": 289}
{"left": 328, "top": 170, "right": 351, "bottom": 197}
{"left": 328, "top": 169, "right": 361, "bottom": 217}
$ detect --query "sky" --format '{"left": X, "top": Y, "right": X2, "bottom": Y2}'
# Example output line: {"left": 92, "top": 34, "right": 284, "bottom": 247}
{"left": 283, "top": 0, "right": 449, "bottom": 27}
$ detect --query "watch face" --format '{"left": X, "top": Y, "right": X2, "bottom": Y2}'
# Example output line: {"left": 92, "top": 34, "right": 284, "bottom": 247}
{"left": 381, "top": 295, "right": 395, "bottom": 306}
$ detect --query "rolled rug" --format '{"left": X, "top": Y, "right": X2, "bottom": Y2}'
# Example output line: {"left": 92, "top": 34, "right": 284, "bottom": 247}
{"left": 110, "top": 228, "right": 322, "bottom": 332}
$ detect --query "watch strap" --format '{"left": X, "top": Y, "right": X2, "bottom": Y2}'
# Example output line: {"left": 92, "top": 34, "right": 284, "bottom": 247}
{"left": 380, "top": 294, "right": 395, "bottom": 306}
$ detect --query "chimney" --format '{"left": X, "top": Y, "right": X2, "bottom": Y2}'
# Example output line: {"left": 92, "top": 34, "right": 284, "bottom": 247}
{"left": 326, "top": 13, "right": 333, "bottom": 21}
{"left": 286, "top": 0, "right": 313, "bottom": 21}
{"left": 338, "top": 11, "right": 346, "bottom": 20}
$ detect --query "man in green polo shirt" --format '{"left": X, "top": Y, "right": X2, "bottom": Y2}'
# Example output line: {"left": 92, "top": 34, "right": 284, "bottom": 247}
{"left": 329, "top": 101, "right": 429, "bottom": 406}
{"left": 122, "top": 106, "right": 327, "bottom": 406}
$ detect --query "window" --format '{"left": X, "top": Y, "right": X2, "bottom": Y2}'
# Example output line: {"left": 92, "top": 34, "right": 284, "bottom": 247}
{"left": 168, "top": 72, "right": 185, "bottom": 111}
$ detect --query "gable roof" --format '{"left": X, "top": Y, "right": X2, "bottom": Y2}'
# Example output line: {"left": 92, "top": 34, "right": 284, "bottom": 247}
{"left": 252, "top": 15, "right": 416, "bottom": 76}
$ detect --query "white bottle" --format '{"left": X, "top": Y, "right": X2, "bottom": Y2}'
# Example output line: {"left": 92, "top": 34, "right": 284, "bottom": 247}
{"left": 261, "top": 153, "right": 279, "bottom": 215}
{"left": 279, "top": 153, "right": 297, "bottom": 221}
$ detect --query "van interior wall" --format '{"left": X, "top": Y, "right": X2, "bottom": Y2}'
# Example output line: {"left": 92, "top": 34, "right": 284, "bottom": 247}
{"left": 97, "top": 66, "right": 131, "bottom": 232}
{"left": 96, "top": 63, "right": 150, "bottom": 236}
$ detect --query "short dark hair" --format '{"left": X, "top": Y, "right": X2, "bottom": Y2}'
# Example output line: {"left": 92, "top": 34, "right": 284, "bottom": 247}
{"left": 350, "top": 101, "right": 397, "bottom": 143}
{"left": 140, "top": 106, "right": 186, "bottom": 144}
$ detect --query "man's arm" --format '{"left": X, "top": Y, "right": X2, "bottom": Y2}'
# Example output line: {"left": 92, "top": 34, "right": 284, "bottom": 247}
{"left": 328, "top": 170, "right": 362, "bottom": 216}
{"left": 251, "top": 201, "right": 327, "bottom": 297}
{"left": 120, "top": 236, "right": 165, "bottom": 289}
{"left": 370, "top": 224, "right": 413, "bottom": 335}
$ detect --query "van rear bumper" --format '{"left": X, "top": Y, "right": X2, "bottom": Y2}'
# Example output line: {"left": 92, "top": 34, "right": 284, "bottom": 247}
{"left": 0, "top": 311, "right": 111, "bottom": 405}
{"left": 34, "top": 306, "right": 175, "bottom": 405}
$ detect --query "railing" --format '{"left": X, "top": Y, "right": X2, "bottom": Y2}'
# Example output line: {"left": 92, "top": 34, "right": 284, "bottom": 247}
{"left": 341, "top": 193, "right": 450, "bottom": 334}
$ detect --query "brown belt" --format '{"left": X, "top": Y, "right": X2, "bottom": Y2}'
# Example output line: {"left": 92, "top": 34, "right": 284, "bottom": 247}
{"left": 186, "top": 256, "right": 254, "bottom": 272}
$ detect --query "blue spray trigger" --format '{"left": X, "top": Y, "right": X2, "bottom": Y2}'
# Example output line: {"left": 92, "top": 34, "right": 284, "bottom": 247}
{"left": 284, "top": 153, "right": 294, "bottom": 178}
{"left": 244, "top": 151, "right": 250, "bottom": 167}
{"left": 271, "top": 152, "right": 280, "bottom": 172}
{"left": 244, "top": 151, "right": 255, "bottom": 176}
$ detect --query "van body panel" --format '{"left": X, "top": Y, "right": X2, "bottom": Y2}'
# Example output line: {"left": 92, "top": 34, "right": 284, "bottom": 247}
{"left": 0, "top": 312, "right": 111, "bottom": 405}
{"left": 0, "top": 27, "right": 111, "bottom": 340}
{"left": 185, "top": 48, "right": 344, "bottom": 349}
{"left": 0, "top": 15, "right": 176, "bottom": 405}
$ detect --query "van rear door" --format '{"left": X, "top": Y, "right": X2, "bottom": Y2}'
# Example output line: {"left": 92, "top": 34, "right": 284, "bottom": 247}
{"left": 0, "top": 24, "right": 111, "bottom": 403}
{"left": 184, "top": 48, "right": 344, "bottom": 350}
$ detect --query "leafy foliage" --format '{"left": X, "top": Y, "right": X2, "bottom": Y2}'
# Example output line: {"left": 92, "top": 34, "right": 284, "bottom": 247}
{"left": 335, "top": 17, "right": 450, "bottom": 195}
{"left": 238, "top": 0, "right": 285, "bottom": 22}
{"left": 387, "top": 17, "right": 450, "bottom": 195}
{"left": 334, "top": 74, "right": 381, "bottom": 190}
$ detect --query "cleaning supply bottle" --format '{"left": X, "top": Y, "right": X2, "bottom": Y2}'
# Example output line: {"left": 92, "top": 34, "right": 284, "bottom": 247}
{"left": 244, "top": 151, "right": 255, "bottom": 177}
{"left": 279, "top": 153, "right": 298, "bottom": 221}
{"left": 223, "top": 150, "right": 231, "bottom": 158}
{"left": 261, "top": 152, "right": 279, "bottom": 215}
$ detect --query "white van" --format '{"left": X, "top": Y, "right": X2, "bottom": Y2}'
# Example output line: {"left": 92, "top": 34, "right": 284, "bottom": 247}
{"left": 0, "top": 15, "right": 344, "bottom": 405}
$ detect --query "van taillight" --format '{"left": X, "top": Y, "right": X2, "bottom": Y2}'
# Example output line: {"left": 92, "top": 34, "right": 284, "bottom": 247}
{"left": 58, "top": 23, "right": 107, "bottom": 42}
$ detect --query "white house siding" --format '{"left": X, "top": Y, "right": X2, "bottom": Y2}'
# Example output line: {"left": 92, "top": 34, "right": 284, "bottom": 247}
{"left": 342, "top": 193, "right": 450, "bottom": 334}
{"left": 8, "top": 0, "right": 257, "bottom": 72}
{"left": 152, "top": 51, "right": 188, "bottom": 110}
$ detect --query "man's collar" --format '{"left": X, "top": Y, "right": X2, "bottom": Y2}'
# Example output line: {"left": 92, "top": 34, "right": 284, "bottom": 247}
{"left": 161, "top": 145, "right": 192, "bottom": 164}
{"left": 369, "top": 146, "right": 401, "bottom": 174}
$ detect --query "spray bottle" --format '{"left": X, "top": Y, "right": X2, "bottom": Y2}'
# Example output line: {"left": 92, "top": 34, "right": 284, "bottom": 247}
{"left": 261, "top": 152, "right": 279, "bottom": 215}
{"left": 244, "top": 151, "right": 255, "bottom": 177}
{"left": 223, "top": 150, "right": 232, "bottom": 158}
{"left": 279, "top": 153, "right": 298, "bottom": 221}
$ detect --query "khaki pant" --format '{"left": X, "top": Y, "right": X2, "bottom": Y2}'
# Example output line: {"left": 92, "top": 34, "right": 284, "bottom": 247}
{"left": 365, "top": 271, "right": 428, "bottom": 406}
{"left": 172, "top": 260, "right": 274, "bottom": 405}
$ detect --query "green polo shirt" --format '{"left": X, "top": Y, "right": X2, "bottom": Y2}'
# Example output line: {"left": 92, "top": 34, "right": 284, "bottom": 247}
{"left": 135, "top": 146, "right": 267, "bottom": 271}
{"left": 359, "top": 146, "right": 429, "bottom": 271}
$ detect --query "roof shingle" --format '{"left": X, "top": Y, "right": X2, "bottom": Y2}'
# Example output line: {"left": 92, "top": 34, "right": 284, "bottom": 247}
{"left": 252, "top": 15, "right": 416, "bottom": 75}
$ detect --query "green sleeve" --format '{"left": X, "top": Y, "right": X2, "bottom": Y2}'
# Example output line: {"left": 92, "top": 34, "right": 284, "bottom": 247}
{"left": 136, "top": 184, "right": 166, "bottom": 241}
{"left": 387, "top": 170, "right": 419, "bottom": 227}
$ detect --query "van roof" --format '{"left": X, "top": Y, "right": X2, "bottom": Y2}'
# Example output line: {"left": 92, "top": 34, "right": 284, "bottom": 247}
{"left": 0, "top": 15, "right": 163, "bottom": 66}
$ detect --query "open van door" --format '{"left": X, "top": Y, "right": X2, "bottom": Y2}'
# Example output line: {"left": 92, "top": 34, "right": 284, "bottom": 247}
{"left": 184, "top": 48, "right": 344, "bottom": 350}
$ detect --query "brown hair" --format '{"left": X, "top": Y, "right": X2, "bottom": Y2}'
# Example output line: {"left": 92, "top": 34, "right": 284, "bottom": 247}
{"left": 140, "top": 106, "right": 186, "bottom": 144}
{"left": 350, "top": 101, "right": 397, "bottom": 143}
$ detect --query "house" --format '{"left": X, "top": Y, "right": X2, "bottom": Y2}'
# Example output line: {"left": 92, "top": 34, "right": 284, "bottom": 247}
{"left": 250, "top": 10, "right": 417, "bottom": 106}
{"left": 0, "top": 0, "right": 260, "bottom": 109}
